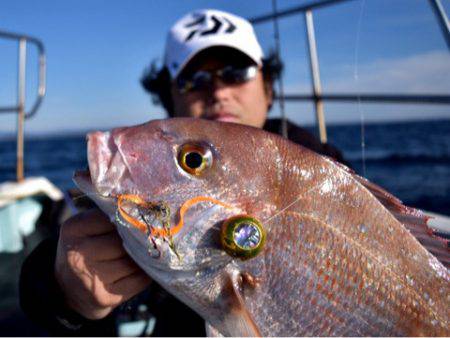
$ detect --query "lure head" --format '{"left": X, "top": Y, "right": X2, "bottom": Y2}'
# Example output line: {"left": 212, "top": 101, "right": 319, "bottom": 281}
{"left": 221, "top": 215, "right": 266, "bottom": 259}
{"left": 74, "top": 118, "right": 279, "bottom": 283}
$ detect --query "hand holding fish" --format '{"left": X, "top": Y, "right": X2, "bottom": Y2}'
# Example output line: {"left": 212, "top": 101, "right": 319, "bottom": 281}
{"left": 54, "top": 209, "right": 151, "bottom": 320}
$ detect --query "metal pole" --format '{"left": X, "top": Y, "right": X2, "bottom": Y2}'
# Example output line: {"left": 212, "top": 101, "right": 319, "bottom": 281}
{"left": 272, "top": 0, "right": 288, "bottom": 138}
{"left": 429, "top": 0, "right": 450, "bottom": 50}
{"left": 17, "top": 38, "right": 26, "bottom": 182}
{"left": 0, "top": 30, "right": 46, "bottom": 117}
{"left": 277, "top": 93, "right": 450, "bottom": 104}
{"left": 26, "top": 44, "right": 46, "bottom": 119}
{"left": 305, "top": 10, "right": 327, "bottom": 144}
{"left": 250, "top": 0, "right": 355, "bottom": 24}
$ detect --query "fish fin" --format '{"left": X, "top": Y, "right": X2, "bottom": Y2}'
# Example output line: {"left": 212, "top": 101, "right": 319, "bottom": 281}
{"left": 334, "top": 161, "right": 450, "bottom": 267}
{"left": 205, "top": 322, "right": 224, "bottom": 337}
{"left": 216, "top": 272, "right": 262, "bottom": 337}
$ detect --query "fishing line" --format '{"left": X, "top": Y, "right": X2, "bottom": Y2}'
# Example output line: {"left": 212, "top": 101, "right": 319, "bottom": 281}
{"left": 272, "top": 0, "right": 288, "bottom": 138}
{"left": 354, "top": 0, "right": 366, "bottom": 177}
{"left": 70, "top": 192, "right": 103, "bottom": 202}
{"left": 263, "top": 184, "right": 320, "bottom": 223}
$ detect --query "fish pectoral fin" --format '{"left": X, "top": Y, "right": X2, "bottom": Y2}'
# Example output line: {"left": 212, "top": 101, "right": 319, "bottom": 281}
{"left": 215, "top": 271, "right": 261, "bottom": 337}
{"left": 205, "top": 322, "right": 224, "bottom": 337}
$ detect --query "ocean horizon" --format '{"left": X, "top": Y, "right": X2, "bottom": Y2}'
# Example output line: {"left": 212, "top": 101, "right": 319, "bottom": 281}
{"left": 1, "top": 117, "right": 449, "bottom": 140}
{"left": 1, "top": 118, "right": 450, "bottom": 216}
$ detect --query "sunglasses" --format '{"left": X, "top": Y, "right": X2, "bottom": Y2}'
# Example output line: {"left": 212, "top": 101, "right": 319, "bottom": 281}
{"left": 176, "top": 65, "right": 258, "bottom": 94}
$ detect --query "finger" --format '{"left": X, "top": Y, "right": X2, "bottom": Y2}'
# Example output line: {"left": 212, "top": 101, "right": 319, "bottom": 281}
{"left": 79, "top": 232, "right": 127, "bottom": 261}
{"left": 64, "top": 209, "right": 115, "bottom": 238}
{"left": 92, "top": 257, "right": 143, "bottom": 284}
{"left": 108, "top": 271, "right": 152, "bottom": 301}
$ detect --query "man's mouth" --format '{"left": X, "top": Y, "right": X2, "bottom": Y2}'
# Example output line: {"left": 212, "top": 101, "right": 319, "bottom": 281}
{"left": 208, "top": 113, "right": 239, "bottom": 123}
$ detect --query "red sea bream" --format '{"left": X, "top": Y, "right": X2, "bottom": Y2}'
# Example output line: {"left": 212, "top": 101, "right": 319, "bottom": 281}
{"left": 74, "top": 118, "right": 449, "bottom": 336}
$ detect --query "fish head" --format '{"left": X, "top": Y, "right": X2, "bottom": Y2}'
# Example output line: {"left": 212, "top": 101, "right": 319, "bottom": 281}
{"left": 74, "top": 118, "right": 279, "bottom": 282}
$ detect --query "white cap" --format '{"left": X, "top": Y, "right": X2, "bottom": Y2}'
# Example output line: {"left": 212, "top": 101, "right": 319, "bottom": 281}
{"left": 164, "top": 9, "right": 264, "bottom": 78}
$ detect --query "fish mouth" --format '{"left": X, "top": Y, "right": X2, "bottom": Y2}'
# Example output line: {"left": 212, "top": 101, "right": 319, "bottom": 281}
{"left": 73, "top": 169, "right": 97, "bottom": 197}
{"left": 74, "top": 169, "right": 173, "bottom": 233}
{"left": 73, "top": 169, "right": 118, "bottom": 216}
{"left": 73, "top": 169, "right": 92, "bottom": 189}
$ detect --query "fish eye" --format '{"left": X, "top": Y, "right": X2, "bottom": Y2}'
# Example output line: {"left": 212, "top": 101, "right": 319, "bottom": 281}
{"left": 221, "top": 215, "right": 266, "bottom": 259}
{"left": 178, "top": 143, "right": 212, "bottom": 175}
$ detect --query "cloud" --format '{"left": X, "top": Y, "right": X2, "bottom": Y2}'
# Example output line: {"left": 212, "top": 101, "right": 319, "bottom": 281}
{"left": 324, "top": 50, "right": 450, "bottom": 94}
{"left": 276, "top": 50, "right": 450, "bottom": 125}
{"left": 283, "top": 50, "right": 450, "bottom": 94}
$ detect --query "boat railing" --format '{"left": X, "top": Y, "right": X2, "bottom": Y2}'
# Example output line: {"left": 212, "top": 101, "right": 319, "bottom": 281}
{"left": 0, "top": 30, "right": 47, "bottom": 181}
{"left": 249, "top": 0, "right": 450, "bottom": 143}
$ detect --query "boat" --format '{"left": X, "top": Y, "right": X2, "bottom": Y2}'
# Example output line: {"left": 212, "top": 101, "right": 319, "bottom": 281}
{"left": 0, "top": 0, "right": 449, "bottom": 336}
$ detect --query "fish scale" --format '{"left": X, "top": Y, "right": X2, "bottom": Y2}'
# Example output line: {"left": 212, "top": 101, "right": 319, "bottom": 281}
{"left": 247, "top": 212, "right": 437, "bottom": 336}
{"left": 282, "top": 165, "right": 446, "bottom": 290}
{"left": 257, "top": 214, "right": 381, "bottom": 335}
{"left": 74, "top": 118, "right": 449, "bottom": 336}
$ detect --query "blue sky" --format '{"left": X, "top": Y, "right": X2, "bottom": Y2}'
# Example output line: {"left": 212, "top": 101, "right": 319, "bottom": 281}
{"left": 0, "top": 0, "right": 449, "bottom": 135}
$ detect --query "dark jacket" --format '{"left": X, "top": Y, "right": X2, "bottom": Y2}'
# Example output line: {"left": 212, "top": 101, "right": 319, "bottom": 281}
{"left": 19, "top": 118, "right": 348, "bottom": 336}
{"left": 263, "top": 118, "right": 349, "bottom": 167}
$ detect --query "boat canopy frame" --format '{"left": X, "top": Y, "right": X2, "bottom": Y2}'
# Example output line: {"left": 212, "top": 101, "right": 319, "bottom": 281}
{"left": 249, "top": 0, "right": 450, "bottom": 143}
{"left": 0, "top": 30, "right": 46, "bottom": 182}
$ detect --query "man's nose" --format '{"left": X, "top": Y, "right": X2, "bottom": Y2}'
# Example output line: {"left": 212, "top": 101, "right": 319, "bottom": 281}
{"left": 208, "top": 77, "right": 231, "bottom": 101}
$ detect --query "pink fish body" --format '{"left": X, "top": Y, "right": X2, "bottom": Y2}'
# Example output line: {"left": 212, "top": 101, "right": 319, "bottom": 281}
{"left": 75, "top": 118, "right": 449, "bottom": 336}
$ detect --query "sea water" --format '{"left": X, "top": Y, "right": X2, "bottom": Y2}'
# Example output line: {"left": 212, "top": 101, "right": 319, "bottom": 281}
{"left": 1, "top": 119, "right": 449, "bottom": 215}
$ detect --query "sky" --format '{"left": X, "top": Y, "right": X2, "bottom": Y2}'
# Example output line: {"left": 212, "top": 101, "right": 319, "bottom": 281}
{"left": 0, "top": 0, "right": 449, "bottom": 135}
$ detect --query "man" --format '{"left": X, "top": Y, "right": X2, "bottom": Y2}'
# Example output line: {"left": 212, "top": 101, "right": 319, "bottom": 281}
{"left": 141, "top": 10, "right": 346, "bottom": 163}
{"left": 20, "top": 9, "right": 346, "bottom": 336}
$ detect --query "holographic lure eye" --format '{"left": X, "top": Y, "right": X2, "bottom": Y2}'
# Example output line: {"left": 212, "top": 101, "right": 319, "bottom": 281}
{"left": 221, "top": 215, "right": 266, "bottom": 259}
{"left": 178, "top": 143, "right": 212, "bottom": 175}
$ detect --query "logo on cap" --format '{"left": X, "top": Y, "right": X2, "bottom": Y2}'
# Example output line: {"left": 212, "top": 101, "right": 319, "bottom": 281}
{"left": 184, "top": 14, "right": 237, "bottom": 42}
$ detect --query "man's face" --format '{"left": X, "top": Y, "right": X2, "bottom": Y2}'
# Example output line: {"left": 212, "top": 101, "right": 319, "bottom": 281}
{"left": 170, "top": 49, "right": 272, "bottom": 129}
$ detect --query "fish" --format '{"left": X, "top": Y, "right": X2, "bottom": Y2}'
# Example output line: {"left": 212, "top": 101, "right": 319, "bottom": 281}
{"left": 74, "top": 118, "right": 449, "bottom": 336}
